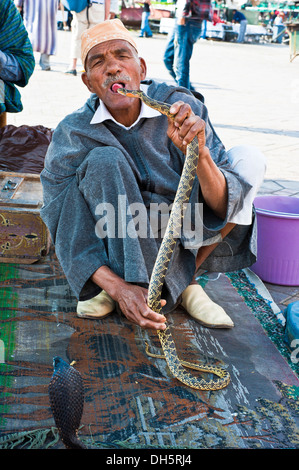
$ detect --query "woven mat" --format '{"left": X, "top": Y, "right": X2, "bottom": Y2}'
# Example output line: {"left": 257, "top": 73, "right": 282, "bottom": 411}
{"left": 0, "top": 249, "right": 298, "bottom": 449}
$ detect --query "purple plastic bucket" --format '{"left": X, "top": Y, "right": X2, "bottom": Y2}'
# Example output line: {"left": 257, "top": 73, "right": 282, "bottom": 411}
{"left": 251, "top": 196, "right": 299, "bottom": 285}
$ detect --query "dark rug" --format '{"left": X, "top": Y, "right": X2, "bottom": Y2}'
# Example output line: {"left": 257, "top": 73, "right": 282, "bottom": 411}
{"left": 0, "top": 249, "right": 298, "bottom": 449}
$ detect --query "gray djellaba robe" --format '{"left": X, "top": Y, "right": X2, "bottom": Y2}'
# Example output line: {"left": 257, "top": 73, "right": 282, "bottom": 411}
{"left": 40, "top": 80, "right": 256, "bottom": 312}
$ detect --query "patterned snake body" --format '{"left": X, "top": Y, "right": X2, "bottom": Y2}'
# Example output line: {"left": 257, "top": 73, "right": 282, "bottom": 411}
{"left": 118, "top": 89, "right": 230, "bottom": 391}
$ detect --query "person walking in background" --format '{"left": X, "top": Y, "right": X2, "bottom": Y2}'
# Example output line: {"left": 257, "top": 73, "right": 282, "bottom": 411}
{"left": 138, "top": 0, "right": 153, "bottom": 38}
{"left": 168, "top": 0, "right": 213, "bottom": 90}
{"left": 232, "top": 9, "right": 248, "bottom": 43}
{"left": 59, "top": 2, "right": 72, "bottom": 30}
{"left": 0, "top": 0, "right": 35, "bottom": 120}
{"left": 272, "top": 12, "right": 285, "bottom": 43}
{"left": 163, "top": 0, "right": 185, "bottom": 82}
{"left": 65, "top": 0, "right": 111, "bottom": 76}
{"left": 109, "top": 0, "right": 119, "bottom": 18}
{"left": 15, "top": 0, "right": 58, "bottom": 71}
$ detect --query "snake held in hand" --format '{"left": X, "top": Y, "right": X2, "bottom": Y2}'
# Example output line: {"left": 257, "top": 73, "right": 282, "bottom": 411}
{"left": 117, "top": 88, "right": 230, "bottom": 391}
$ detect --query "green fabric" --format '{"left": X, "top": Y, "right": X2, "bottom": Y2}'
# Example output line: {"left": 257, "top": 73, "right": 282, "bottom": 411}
{"left": 0, "top": 0, "right": 35, "bottom": 113}
{"left": 227, "top": 270, "right": 299, "bottom": 377}
{"left": 0, "top": 264, "right": 19, "bottom": 429}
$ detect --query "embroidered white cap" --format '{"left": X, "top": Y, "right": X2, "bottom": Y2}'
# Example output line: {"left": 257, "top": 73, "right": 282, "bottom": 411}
{"left": 81, "top": 19, "right": 138, "bottom": 67}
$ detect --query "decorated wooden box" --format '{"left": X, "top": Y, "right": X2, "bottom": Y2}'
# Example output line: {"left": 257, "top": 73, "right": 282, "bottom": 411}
{"left": 0, "top": 171, "right": 50, "bottom": 264}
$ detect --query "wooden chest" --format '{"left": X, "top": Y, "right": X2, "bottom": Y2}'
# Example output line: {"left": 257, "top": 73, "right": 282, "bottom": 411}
{"left": 0, "top": 171, "right": 50, "bottom": 264}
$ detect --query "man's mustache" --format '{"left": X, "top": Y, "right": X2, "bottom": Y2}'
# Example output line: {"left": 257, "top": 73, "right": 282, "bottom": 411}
{"left": 103, "top": 75, "right": 131, "bottom": 88}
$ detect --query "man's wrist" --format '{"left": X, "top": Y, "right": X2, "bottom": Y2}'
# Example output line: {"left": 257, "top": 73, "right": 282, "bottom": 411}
{"left": 198, "top": 145, "right": 210, "bottom": 161}
{"left": 91, "top": 265, "right": 127, "bottom": 301}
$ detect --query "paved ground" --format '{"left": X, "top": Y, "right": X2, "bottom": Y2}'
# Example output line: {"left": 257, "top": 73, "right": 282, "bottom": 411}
{"left": 6, "top": 28, "right": 299, "bottom": 311}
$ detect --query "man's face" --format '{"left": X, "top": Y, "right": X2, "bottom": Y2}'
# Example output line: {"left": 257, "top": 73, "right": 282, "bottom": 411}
{"left": 82, "top": 39, "right": 147, "bottom": 126}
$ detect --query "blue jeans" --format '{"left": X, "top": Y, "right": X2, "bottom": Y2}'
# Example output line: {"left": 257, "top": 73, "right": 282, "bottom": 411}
{"left": 163, "top": 27, "right": 176, "bottom": 81}
{"left": 237, "top": 19, "right": 247, "bottom": 43}
{"left": 201, "top": 20, "right": 207, "bottom": 39}
{"left": 174, "top": 20, "right": 202, "bottom": 89}
{"left": 273, "top": 24, "right": 285, "bottom": 43}
{"left": 140, "top": 11, "right": 152, "bottom": 37}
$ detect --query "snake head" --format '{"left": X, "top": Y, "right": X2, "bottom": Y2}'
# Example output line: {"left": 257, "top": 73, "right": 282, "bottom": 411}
{"left": 52, "top": 356, "right": 70, "bottom": 372}
{"left": 116, "top": 87, "right": 126, "bottom": 95}
{"left": 117, "top": 88, "right": 139, "bottom": 98}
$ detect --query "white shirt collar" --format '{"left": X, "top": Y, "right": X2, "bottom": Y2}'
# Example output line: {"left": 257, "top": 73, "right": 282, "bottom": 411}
{"left": 90, "top": 83, "right": 161, "bottom": 130}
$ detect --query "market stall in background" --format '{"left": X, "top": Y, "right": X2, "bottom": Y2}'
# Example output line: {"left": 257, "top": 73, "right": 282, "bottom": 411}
{"left": 118, "top": 0, "right": 299, "bottom": 45}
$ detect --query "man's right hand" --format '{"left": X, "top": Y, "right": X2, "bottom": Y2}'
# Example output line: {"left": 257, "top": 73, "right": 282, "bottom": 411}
{"left": 91, "top": 266, "right": 167, "bottom": 331}
{"left": 115, "top": 283, "right": 167, "bottom": 331}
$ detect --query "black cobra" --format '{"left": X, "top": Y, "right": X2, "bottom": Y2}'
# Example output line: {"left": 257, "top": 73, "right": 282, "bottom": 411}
{"left": 48, "top": 357, "right": 86, "bottom": 449}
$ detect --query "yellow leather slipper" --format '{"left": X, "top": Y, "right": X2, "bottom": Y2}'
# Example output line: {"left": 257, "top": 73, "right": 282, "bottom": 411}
{"left": 181, "top": 284, "right": 234, "bottom": 328}
{"left": 77, "top": 290, "right": 116, "bottom": 319}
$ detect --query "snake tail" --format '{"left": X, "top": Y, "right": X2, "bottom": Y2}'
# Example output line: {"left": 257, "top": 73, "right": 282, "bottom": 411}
{"left": 156, "top": 329, "right": 230, "bottom": 390}
{"left": 48, "top": 357, "right": 86, "bottom": 449}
